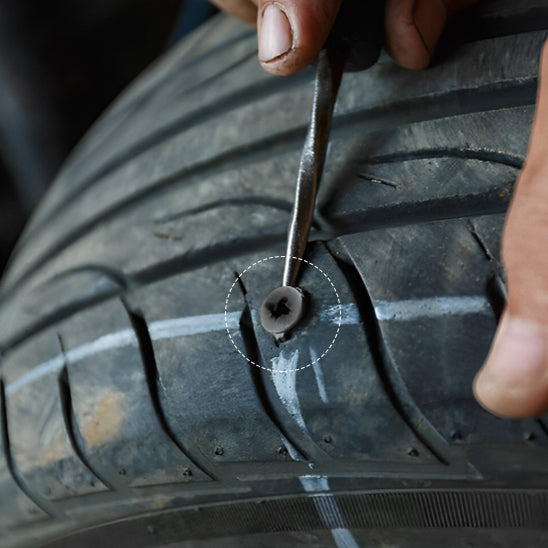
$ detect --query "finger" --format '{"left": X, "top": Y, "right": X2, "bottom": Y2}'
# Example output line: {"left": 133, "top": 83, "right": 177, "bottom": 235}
{"left": 209, "top": 0, "right": 258, "bottom": 25}
{"left": 257, "top": 0, "right": 342, "bottom": 75}
{"left": 385, "top": 0, "right": 478, "bottom": 70}
{"left": 474, "top": 39, "right": 548, "bottom": 418}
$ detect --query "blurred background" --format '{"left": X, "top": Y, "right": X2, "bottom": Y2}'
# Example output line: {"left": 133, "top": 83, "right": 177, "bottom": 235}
{"left": 0, "top": 0, "right": 217, "bottom": 275}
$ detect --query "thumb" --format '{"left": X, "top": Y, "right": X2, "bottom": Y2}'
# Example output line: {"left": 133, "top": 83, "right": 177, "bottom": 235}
{"left": 474, "top": 40, "right": 548, "bottom": 418}
{"left": 257, "top": 0, "right": 342, "bottom": 75}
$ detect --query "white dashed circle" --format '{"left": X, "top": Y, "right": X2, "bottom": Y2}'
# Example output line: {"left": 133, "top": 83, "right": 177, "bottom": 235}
{"left": 224, "top": 256, "right": 341, "bottom": 372}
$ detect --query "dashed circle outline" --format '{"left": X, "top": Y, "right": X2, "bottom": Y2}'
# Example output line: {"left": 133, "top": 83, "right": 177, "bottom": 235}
{"left": 224, "top": 256, "right": 342, "bottom": 372}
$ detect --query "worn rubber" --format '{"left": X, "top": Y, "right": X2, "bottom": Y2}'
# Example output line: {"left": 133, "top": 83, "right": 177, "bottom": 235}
{"left": 1, "top": 2, "right": 548, "bottom": 546}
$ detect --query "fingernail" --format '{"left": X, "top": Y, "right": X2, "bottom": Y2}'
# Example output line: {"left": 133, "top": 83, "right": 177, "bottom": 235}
{"left": 474, "top": 316, "right": 547, "bottom": 417}
{"left": 259, "top": 4, "right": 292, "bottom": 63}
{"left": 413, "top": 0, "right": 447, "bottom": 59}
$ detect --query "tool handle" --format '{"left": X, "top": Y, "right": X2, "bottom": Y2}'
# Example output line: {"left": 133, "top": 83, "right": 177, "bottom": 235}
{"left": 326, "top": 0, "right": 385, "bottom": 72}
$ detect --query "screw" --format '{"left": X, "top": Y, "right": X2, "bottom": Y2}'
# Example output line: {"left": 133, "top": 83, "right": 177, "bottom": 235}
{"left": 260, "top": 286, "right": 306, "bottom": 335}
{"left": 278, "top": 446, "right": 288, "bottom": 455}
{"left": 182, "top": 467, "right": 193, "bottom": 477}
{"left": 322, "top": 434, "right": 333, "bottom": 444}
{"left": 214, "top": 444, "right": 224, "bottom": 456}
{"left": 449, "top": 429, "right": 463, "bottom": 441}
{"left": 119, "top": 468, "right": 127, "bottom": 476}
{"left": 407, "top": 448, "right": 419, "bottom": 457}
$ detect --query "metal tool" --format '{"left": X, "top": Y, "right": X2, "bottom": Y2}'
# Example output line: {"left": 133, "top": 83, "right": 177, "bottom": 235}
{"left": 260, "top": 0, "right": 384, "bottom": 337}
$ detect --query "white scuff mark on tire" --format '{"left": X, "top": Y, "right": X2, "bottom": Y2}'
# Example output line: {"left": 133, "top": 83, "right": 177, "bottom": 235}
{"left": 309, "top": 346, "right": 328, "bottom": 403}
{"left": 299, "top": 475, "right": 359, "bottom": 548}
{"left": 67, "top": 329, "right": 137, "bottom": 362}
{"left": 270, "top": 350, "right": 309, "bottom": 434}
{"left": 374, "top": 295, "right": 490, "bottom": 321}
{"left": 151, "top": 311, "right": 240, "bottom": 339}
{"left": 320, "top": 303, "right": 360, "bottom": 325}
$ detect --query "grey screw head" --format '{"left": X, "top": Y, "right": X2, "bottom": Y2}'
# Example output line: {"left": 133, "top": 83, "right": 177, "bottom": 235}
{"left": 260, "top": 286, "right": 306, "bottom": 335}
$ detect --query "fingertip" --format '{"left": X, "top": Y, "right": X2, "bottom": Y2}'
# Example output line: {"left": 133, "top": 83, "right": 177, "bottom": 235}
{"left": 474, "top": 314, "right": 548, "bottom": 418}
{"left": 257, "top": 0, "right": 341, "bottom": 76}
{"left": 258, "top": 3, "right": 293, "bottom": 69}
{"left": 385, "top": 0, "right": 448, "bottom": 70}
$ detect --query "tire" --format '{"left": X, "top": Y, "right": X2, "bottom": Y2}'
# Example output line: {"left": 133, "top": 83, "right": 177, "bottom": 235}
{"left": 2, "top": 2, "right": 548, "bottom": 546}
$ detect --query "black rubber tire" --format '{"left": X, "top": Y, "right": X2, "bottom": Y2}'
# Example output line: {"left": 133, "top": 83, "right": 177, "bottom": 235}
{"left": 2, "top": 2, "right": 548, "bottom": 546}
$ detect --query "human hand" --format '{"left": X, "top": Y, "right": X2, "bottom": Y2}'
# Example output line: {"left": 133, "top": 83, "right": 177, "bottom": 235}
{"left": 209, "top": 0, "right": 478, "bottom": 75}
{"left": 474, "top": 40, "right": 548, "bottom": 418}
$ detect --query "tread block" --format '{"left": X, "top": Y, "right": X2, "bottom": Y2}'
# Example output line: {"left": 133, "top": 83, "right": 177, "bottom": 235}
{"left": 0, "top": 386, "right": 49, "bottom": 529}
{"left": 57, "top": 299, "right": 210, "bottom": 487}
{"left": 0, "top": 269, "right": 123, "bottom": 349}
{"left": 2, "top": 331, "right": 108, "bottom": 501}
{"left": 322, "top": 107, "right": 531, "bottom": 230}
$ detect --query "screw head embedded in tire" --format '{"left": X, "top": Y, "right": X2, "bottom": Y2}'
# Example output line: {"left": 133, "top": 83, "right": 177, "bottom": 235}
{"left": 259, "top": 285, "right": 306, "bottom": 335}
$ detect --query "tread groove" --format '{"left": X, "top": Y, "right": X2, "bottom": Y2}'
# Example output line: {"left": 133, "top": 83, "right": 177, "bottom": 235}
{"left": 466, "top": 220, "right": 497, "bottom": 262}
{"left": 466, "top": 219, "right": 507, "bottom": 322}
{"left": 324, "top": 241, "right": 451, "bottom": 465}
{"left": 486, "top": 273, "right": 507, "bottom": 323}
{"left": 322, "top": 190, "right": 512, "bottom": 233}
{"left": 367, "top": 147, "right": 524, "bottom": 169}
{"left": 154, "top": 197, "right": 293, "bottom": 223}
{"left": 239, "top": 303, "right": 309, "bottom": 461}
{"left": 56, "top": 335, "right": 114, "bottom": 490}
{"left": 120, "top": 299, "right": 215, "bottom": 480}
{"left": 536, "top": 419, "right": 548, "bottom": 438}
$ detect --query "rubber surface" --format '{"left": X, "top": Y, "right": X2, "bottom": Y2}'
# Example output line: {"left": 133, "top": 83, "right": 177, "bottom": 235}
{"left": 1, "top": 2, "right": 548, "bottom": 546}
